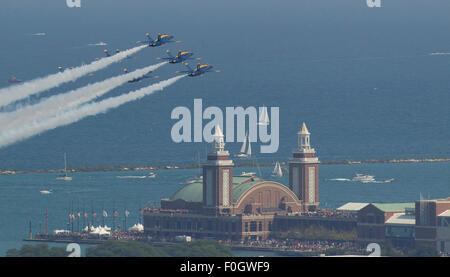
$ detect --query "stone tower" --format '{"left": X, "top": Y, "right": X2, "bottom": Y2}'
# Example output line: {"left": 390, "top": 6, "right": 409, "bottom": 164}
{"left": 288, "top": 122, "right": 320, "bottom": 211}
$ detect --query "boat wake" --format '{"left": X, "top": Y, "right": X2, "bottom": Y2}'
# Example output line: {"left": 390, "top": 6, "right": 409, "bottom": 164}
{"left": 329, "top": 174, "right": 394, "bottom": 184}
{"left": 328, "top": 178, "right": 351, "bottom": 182}
{"left": 116, "top": 176, "right": 147, "bottom": 179}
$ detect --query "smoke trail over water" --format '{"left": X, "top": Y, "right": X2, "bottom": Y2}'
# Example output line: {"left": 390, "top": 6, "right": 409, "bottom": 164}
{"left": 0, "top": 75, "right": 185, "bottom": 148}
{"left": 0, "top": 62, "right": 168, "bottom": 130}
{"left": 0, "top": 45, "right": 147, "bottom": 107}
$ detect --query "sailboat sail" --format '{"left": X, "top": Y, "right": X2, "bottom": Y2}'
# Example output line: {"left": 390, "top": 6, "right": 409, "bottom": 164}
{"left": 271, "top": 162, "right": 283, "bottom": 177}
{"left": 56, "top": 153, "right": 72, "bottom": 181}
{"left": 240, "top": 134, "right": 247, "bottom": 153}
{"left": 246, "top": 137, "right": 252, "bottom": 156}
{"left": 258, "top": 106, "right": 270, "bottom": 125}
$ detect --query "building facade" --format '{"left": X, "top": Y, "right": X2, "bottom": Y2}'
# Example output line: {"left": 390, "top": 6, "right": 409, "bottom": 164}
{"left": 144, "top": 123, "right": 345, "bottom": 241}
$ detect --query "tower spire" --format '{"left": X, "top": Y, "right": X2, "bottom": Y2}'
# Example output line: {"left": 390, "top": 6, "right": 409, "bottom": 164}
{"left": 212, "top": 125, "right": 225, "bottom": 152}
{"left": 203, "top": 125, "right": 234, "bottom": 215}
{"left": 289, "top": 122, "right": 320, "bottom": 211}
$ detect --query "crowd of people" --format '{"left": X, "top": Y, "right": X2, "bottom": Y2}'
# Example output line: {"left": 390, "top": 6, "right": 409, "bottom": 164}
{"left": 228, "top": 238, "right": 361, "bottom": 253}
{"left": 296, "top": 209, "right": 356, "bottom": 219}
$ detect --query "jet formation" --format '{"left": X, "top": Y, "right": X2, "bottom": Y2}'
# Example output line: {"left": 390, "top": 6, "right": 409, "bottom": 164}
{"left": 8, "top": 32, "right": 217, "bottom": 84}
{"left": 8, "top": 76, "right": 22, "bottom": 83}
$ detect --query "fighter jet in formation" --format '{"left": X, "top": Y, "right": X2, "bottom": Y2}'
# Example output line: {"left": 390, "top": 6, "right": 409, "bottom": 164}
{"left": 137, "top": 33, "right": 175, "bottom": 47}
{"left": 104, "top": 49, "right": 133, "bottom": 60}
{"left": 180, "top": 62, "right": 215, "bottom": 77}
{"left": 8, "top": 76, "right": 22, "bottom": 83}
{"left": 159, "top": 49, "right": 196, "bottom": 64}
{"left": 123, "top": 68, "right": 158, "bottom": 83}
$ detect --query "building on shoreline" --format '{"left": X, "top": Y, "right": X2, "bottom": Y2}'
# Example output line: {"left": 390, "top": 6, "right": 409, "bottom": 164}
{"left": 143, "top": 123, "right": 450, "bottom": 255}
{"left": 144, "top": 123, "right": 355, "bottom": 241}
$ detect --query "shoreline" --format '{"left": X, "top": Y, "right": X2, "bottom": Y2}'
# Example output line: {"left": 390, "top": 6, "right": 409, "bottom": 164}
{"left": 2, "top": 157, "right": 449, "bottom": 176}
{"left": 22, "top": 238, "right": 348, "bottom": 256}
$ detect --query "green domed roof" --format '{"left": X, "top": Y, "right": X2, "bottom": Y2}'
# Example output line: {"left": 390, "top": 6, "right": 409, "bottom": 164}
{"left": 170, "top": 181, "right": 203, "bottom": 202}
{"left": 170, "top": 175, "right": 265, "bottom": 203}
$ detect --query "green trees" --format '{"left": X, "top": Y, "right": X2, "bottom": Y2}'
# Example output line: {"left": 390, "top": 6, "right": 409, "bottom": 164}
{"left": 7, "top": 240, "right": 234, "bottom": 257}
{"left": 272, "top": 226, "right": 357, "bottom": 241}
{"left": 85, "top": 241, "right": 167, "bottom": 257}
{"left": 86, "top": 240, "right": 233, "bottom": 257}
{"left": 6, "top": 244, "right": 67, "bottom": 257}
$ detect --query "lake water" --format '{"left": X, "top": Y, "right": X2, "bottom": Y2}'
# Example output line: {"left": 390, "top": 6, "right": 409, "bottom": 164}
{"left": 1, "top": 161, "right": 449, "bottom": 256}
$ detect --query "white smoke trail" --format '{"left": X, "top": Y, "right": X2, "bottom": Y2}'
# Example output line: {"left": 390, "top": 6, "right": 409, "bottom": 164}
{"left": 0, "top": 75, "right": 186, "bottom": 148}
{"left": 0, "top": 62, "right": 168, "bottom": 130}
{"left": 0, "top": 45, "right": 147, "bottom": 107}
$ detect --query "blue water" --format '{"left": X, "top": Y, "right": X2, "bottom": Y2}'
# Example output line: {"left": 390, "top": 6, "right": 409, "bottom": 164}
{"left": 0, "top": 0, "right": 449, "bottom": 170}
{"left": 1, "top": 162, "right": 449, "bottom": 256}
{"left": 0, "top": 0, "right": 449, "bottom": 256}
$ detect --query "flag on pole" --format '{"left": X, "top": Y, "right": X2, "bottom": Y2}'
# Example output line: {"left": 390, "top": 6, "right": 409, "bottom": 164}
{"left": 92, "top": 212, "right": 97, "bottom": 218}
{"left": 114, "top": 211, "right": 119, "bottom": 217}
{"left": 139, "top": 209, "right": 144, "bottom": 215}
{"left": 103, "top": 210, "right": 108, "bottom": 217}
{"left": 84, "top": 212, "right": 88, "bottom": 218}
{"left": 77, "top": 212, "right": 81, "bottom": 218}
{"left": 125, "top": 210, "right": 130, "bottom": 217}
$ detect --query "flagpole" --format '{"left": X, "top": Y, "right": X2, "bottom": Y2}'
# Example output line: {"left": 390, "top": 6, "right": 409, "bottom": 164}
{"left": 46, "top": 208, "right": 48, "bottom": 235}
{"left": 113, "top": 201, "right": 116, "bottom": 232}
{"left": 124, "top": 208, "right": 127, "bottom": 231}
{"left": 102, "top": 201, "right": 105, "bottom": 227}
{"left": 71, "top": 200, "right": 74, "bottom": 233}
{"left": 77, "top": 200, "right": 80, "bottom": 233}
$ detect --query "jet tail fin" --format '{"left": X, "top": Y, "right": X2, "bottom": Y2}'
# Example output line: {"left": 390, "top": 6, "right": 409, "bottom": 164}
{"left": 184, "top": 62, "right": 193, "bottom": 72}
{"left": 165, "top": 49, "right": 174, "bottom": 59}
{"left": 145, "top": 33, "right": 153, "bottom": 42}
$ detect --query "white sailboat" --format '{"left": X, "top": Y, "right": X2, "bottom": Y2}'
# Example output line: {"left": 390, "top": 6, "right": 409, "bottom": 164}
{"left": 258, "top": 106, "right": 270, "bottom": 126}
{"left": 234, "top": 133, "right": 252, "bottom": 158}
{"left": 56, "top": 153, "right": 72, "bottom": 181}
{"left": 271, "top": 162, "right": 283, "bottom": 177}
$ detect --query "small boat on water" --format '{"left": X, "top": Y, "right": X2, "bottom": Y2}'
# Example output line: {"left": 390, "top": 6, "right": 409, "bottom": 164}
{"left": 240, "top": 171, "right": 256, "bottom": 177}
{"left": 40, "top": 190, "right": 52, "bottom": 194}
{"left": 271, "top": 162, "right": 283, "bottom": 177}
{"left": 234, "top": 133, "right": 252, "bottom": 158}
{"left": 117, "top": 172, "right": 156, "bottom": 179}
{"left": 186, "top": 175, "right": 203, "bottom": 184}
{"left": 56, "top": 153, "right": 72, "bottom": 181}
{"left": 352, "top": 173, "right": 375, "bottom": 183}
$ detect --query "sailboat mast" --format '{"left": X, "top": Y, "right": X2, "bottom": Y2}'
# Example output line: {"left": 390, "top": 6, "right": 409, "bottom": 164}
{"left": 64, "top": 153, "right": 67, "bottom": 176}
{"left": 246, "top": 136, "right": 252, "bottom": 156}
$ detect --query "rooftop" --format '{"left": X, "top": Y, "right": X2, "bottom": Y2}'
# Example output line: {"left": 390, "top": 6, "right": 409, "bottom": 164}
{"left": 372, "top": 203, "right": 415, "bottom": 212}
{"left": 438, "top": 210, "right": 450, "bottom": 217}
{"left": 337, "top": 202, "right": 369, "bottom": 212}
{"left": 169, "top": 175, "right": 268, "bottom": 203}
{"left": 385, "top": 212, "right": 416, "bottom": 225}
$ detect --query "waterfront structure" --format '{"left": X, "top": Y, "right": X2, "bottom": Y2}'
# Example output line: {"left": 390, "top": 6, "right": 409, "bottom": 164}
{"left": 288, "top": 123, "right": 319, "bottom": 211}
{"left": 436, "top": 210, "right": 450, "bottom": 254}
{"left": 338, "top": 199, "right": 450, "bottom": 253}
{"left": 415, "top": 197, "right": 450, "bottom": 250}
{"left": 385, "top": 209, "right": 416, "bottom": 248}
{"left": 144, "top": 123, "right": 337, "bottom": 240}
